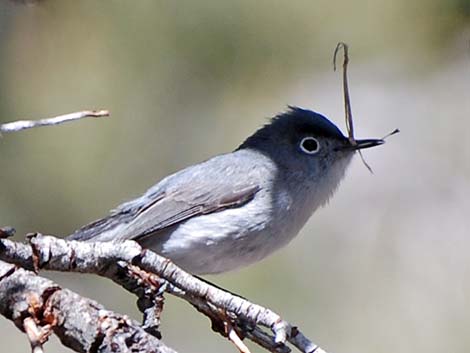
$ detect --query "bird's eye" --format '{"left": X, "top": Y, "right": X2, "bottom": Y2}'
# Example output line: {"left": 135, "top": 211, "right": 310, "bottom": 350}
{"left": 299, "top": 137, "right": 320, "bottom": 154}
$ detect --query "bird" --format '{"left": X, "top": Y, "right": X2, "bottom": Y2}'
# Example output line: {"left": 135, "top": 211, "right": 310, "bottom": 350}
{"left": 68, "top": 106, "right": 384, "bottom": 275}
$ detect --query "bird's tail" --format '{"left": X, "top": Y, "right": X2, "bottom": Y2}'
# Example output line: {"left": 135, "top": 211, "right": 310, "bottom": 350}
{"left": 67, "top": 211, "right": 130, "bottom": 242}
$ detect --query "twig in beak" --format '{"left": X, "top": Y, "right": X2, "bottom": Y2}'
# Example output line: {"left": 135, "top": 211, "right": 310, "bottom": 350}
{"left": 333, "top": 42, "right": 355, "bottom": 144}
{"left": 334, "top": 42, "right": 373, "bottom": 173}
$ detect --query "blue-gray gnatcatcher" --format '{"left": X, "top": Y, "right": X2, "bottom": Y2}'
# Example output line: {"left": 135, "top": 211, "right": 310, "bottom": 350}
{"left": 68, "top": 107, "right": 384, "bottom": 274}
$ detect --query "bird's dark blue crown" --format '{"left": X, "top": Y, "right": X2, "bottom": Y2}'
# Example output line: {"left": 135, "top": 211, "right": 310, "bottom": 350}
{"left": 238, "top": 106, "right": 346, "bottom": 150}
{"left": 271, "top": 106, "right": 345, "bottom": 139}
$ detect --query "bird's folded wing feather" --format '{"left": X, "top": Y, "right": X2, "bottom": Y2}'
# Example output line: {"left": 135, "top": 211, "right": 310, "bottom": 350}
{"left": 68, "top": 175, "right": 261, "bottom": 242}
{"left": 123, "top": 184, "right": 261, "bottom": 241}
{"left": 68, "top": 150, "right": 268, "bottom": 242}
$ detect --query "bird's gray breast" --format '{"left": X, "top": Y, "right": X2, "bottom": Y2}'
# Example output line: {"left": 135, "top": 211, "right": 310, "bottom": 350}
{"left": 141, "top": 185, "right": 316, "bottom": 274}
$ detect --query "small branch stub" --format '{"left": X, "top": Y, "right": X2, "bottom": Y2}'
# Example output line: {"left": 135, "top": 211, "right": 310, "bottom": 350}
{"left": 23, "top": 317, "right": 51, "bottom": 353}
{"left": 0, "top": 227, "right": 16, "bottom": 239}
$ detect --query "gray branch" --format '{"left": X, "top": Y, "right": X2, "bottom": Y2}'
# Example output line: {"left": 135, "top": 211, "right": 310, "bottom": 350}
{"left": 0, "top": 258, "right": 177, "bottom": 353}
{"left": 0, "top": 110, "right": 109, "bottom": 133}
{"left": 0, "top": 234, "right": 327, "bottom": 353}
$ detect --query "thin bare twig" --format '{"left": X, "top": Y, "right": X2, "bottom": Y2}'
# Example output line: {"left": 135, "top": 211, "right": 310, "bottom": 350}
{"left": 333, "top": 43, "right": 400, "bottom": 172}
{"left": 333, "top": 42, "right": 374, "bottom": 173}
{"left": 0, "top": 110, "right": 109, "bottom": 134}
{"left": 333, "top": 42, "right": 354, "bottom": 144}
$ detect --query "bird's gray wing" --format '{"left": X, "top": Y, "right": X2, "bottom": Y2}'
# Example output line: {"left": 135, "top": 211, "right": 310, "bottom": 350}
{"left": 121, "top": 183, "right": 261, "bottom": 241}
{"left": 68, "top": 156, "right": 262, "bottom": 242}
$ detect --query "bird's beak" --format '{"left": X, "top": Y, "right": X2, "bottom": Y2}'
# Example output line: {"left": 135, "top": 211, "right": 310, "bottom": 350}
{"left": 353, "top": 138, "right": 385, "bottom": 150}
{"left": 341, "top": 138, "right": 385, "bottom": 151}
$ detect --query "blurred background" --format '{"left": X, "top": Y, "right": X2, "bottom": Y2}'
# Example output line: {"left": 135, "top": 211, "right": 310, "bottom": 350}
{"left": 0, "top": 1, "right": 469, "bottom": 352}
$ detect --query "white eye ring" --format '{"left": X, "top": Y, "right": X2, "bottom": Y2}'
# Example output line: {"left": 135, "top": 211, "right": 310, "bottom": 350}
{"left": 299, "top": 137, "right": 320, "bottom": 154}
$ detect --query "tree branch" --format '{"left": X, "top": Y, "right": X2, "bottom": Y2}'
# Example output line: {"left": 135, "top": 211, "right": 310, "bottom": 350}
{"left": 0, "top": 259, "right": 177, "bottom": 353}
{"left": 0, "top": 110, "right": 109, "bottom": 134}
{"left": 0, "top": 234, "right": 328, "bottom": 353}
